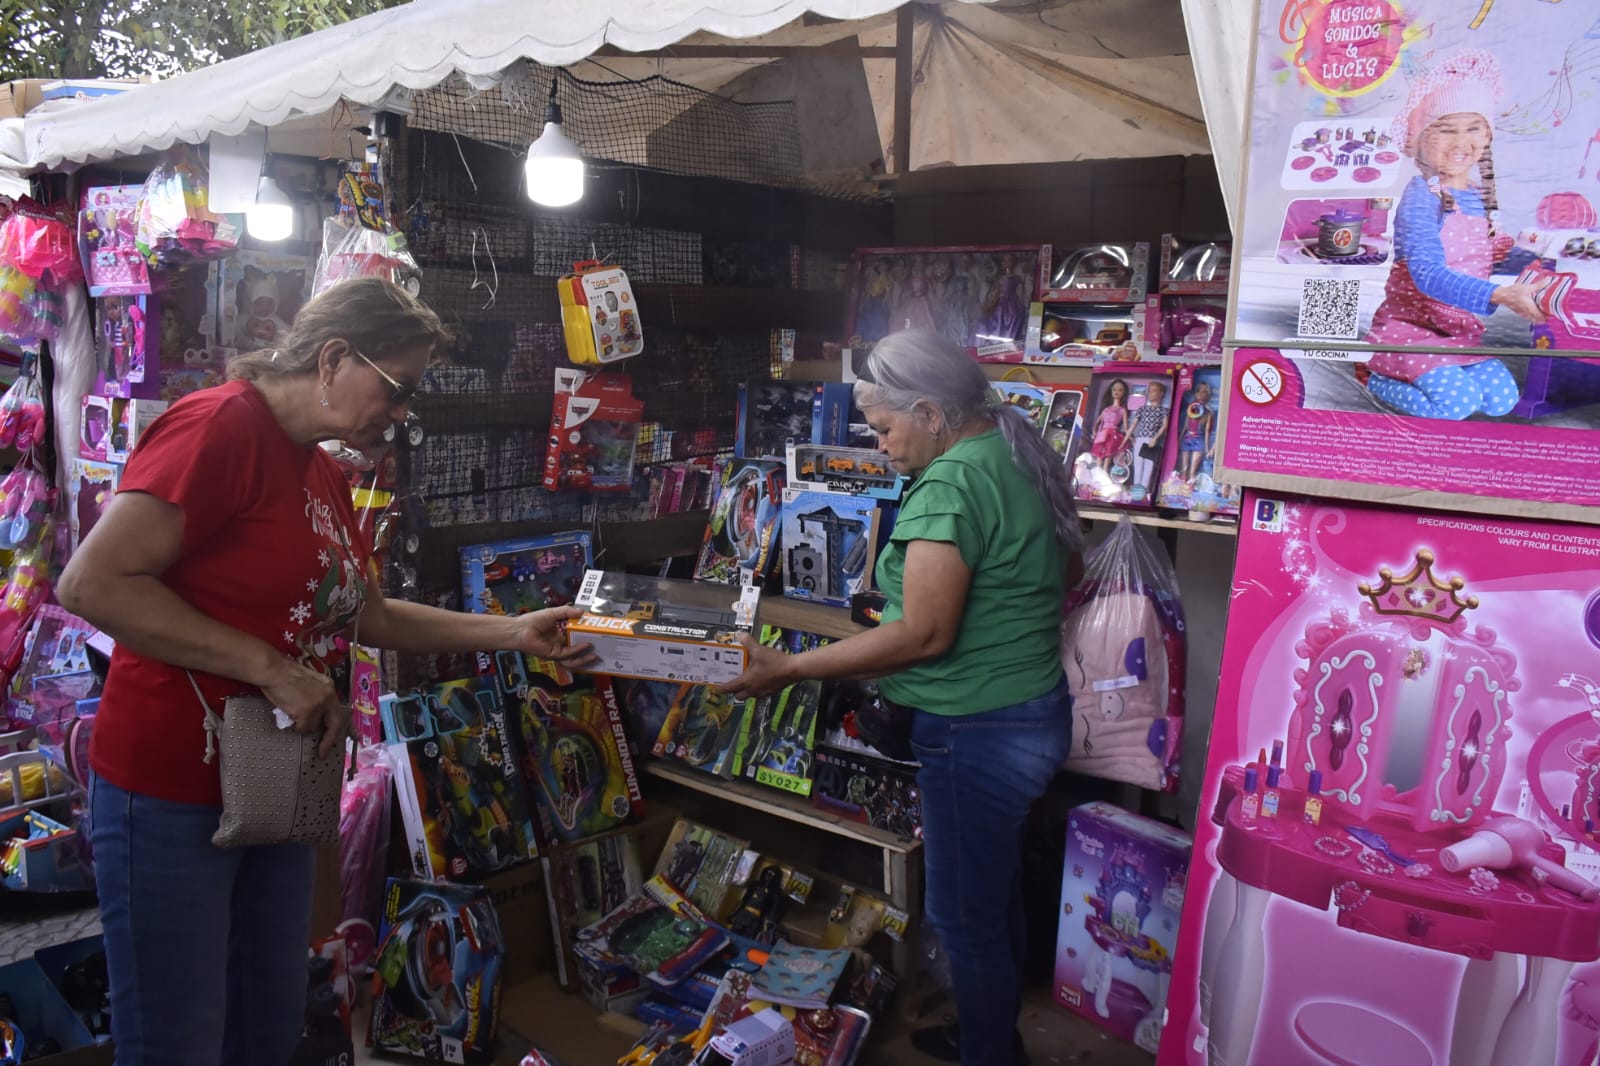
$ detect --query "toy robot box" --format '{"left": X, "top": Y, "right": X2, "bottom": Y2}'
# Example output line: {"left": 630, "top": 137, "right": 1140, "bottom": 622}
{"left": 567, "top": 570, "right": 759, "bottom": 686}
{"left": 780, "top": 488, "right": 881, "bottom": 610}
{"left": 369, "top": 878, "right": 505, "bottom": 1064}
{"left": 458, "top": 531, "right": 592, "bottom": 617}
{"left": 1055, "top": 801, "right": 1190, "bottom": 1054}
{"left": 392, "top": 677, "right": 541, "bottom": 881}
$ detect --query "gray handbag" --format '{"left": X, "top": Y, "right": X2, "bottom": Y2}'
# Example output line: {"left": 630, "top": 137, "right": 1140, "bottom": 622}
{"left": 189, "top": 673, "right": 346, "bottom": 848}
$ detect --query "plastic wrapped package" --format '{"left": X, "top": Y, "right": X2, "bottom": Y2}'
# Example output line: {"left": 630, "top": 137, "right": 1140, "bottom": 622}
{"left": 133, "top": 155, "right": 242, "bottom": 268}
{"left": 338, "top": 744, "right": 392, "bottom": 971}
{"left": 312, "top": 215, "right": 421, "bottom": 296}
{"left": 0, "top": 208, "right": 82, "bottom": 283}
{"left": 1059, "top": 518, "right": 1186, "bottom": 791}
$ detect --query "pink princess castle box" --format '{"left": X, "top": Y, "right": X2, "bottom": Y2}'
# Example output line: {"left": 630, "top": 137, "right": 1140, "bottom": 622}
{"left": 1056, "top": 801, "right": 1191, "bottom": 1053}
{"left": 1160, "top": 493, "right": 1600, "bottom": 1066}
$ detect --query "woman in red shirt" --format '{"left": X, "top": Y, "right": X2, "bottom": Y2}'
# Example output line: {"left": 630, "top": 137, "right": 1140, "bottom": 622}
{"left": 57, "top": 277, "right": 587, "bottom": 1066}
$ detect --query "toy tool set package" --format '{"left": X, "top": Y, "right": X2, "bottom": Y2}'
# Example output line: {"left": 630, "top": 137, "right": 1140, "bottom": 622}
{"left": 368, "top": 878, "right": 504, "bottom": 1064}
{"left": 694, "top": 458, "right": 785, "bottom": 586}
{"left": 779, "top": 488, "right": 881, "bottom": 609}
{"left": 1054, "top": 802, "right": 1190, "bottom": 1054}
{"left": 543, "top": 369, "right": 643, "bottom": 492}
{"left": 1156, "top": 366, "right": 1239, "bottom": 518}
{"left": 735, "top": 381, "right": 854, "bottom": 461}
{"left": 1072, "top": 368, "right": 1178, "bottom": 508}
{"left": 558, "top": 260, "right": 642, "bottom": 365}
{"left": 1162, "top": 495, "right": 1600, "bottom": 1066}
{"left": 844, "top": 244, "right": 1051, "bottom": 363}
{"left": 458, "top": 531, "right": 591, "bottom": 617}
{"left": 568, "top": 569, "right": 759, "bottom": 686}
{"left": 785, "top": 442, "right": 906, "bottom": 502}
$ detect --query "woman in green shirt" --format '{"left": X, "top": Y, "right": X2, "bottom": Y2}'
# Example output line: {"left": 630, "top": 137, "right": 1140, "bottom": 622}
{"left": 724, "top": 329, "right": 1082, "bottom": 1066}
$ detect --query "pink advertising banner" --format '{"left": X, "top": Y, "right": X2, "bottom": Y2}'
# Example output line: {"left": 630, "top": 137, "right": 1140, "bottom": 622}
{"left": 1159, "top": 492, "right": 1600, "bottom": 1066}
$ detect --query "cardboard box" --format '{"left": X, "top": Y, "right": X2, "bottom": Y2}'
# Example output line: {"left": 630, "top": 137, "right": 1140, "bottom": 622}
{"left": 0, "top": 954, "right": 111, "bottom": 1065}
{"left": 0, "top": 80, "right": 47, "bottom": 119}
{"left": 482, "top": 860, "right": 551, "bottom": 987}
{"left": 735, "top": 381, "right": 853, "bottom": 461}
{"left": 568, "top": 570, "right": 758, "bottom": 686}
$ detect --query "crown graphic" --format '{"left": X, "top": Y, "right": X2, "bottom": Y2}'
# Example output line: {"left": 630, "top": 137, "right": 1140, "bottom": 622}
{"left": 1358, "top": 550, "right": 1477, "bottom": 625}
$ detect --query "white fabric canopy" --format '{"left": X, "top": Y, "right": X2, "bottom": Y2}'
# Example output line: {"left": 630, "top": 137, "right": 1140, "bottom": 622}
{"left": 1178, "top": 0, "right": 1251, "bottom": 229}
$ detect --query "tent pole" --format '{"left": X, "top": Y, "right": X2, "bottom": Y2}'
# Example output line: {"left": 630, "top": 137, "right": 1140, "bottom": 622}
{"left": 893, "top": 3, "right": 914, "bottom": 175}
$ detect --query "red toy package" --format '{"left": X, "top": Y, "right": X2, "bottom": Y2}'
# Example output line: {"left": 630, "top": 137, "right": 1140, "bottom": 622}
{"left": 542, "top": 369, "right": 642, "bottom": 493}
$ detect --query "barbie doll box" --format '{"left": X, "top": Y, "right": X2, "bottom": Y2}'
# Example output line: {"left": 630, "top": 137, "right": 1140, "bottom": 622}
{"left": 1055, "top": 801, "right": 1190, "bottom": 1053}
{"left": 1159, "top": 493, "right": 1600, "bottom": 1066}
{"left": 567, "top": 570, "right": 759, "bottom": 686}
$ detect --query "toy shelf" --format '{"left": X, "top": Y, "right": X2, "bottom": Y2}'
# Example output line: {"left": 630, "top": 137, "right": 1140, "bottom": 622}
{"left": 1078, "top": 504, "right": 1239, "bottom": 537}
{"left": 758, "top": 597, "right": 867, "bottom": 639}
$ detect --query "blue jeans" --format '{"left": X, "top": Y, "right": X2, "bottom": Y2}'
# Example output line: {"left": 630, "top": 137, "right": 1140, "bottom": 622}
{"left": 911, "top": 678, "right": 1073, "bottom": 1066}
{"left": 89, "top": 777, "right": 315, "bottom": 1066}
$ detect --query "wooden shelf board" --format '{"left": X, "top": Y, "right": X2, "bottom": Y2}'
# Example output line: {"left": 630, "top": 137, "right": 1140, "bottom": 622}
{"left": 1078, "top": 504, "right": 1239, "bottom": 537}
{"left": 642, "top": 759, "right": 921, "bottom": 856}
{"left": 757, "top": 597, "right": 866, "bottom": 639}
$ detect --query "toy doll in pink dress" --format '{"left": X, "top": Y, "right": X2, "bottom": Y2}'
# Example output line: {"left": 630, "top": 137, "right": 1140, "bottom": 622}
{"left": 1090, "top": 379, "right": 1130, "bottom": 460}
{"left": 1360, "top": 50, "right": 1546, "bottom": 420}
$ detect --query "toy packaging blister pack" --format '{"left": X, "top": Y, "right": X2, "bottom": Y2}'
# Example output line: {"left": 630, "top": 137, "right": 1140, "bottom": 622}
{"left": 695, "top": 458, "right": 786, "bottom": 586}
{"left": 207, "top": 250, "right": 312, "bottom": 349}
{"left": 1162, "top": 495, "right": 1600, "bottom": 1066}
{"left": 558, "top": 261, "right": 642, "bottom": 365}
{"left": 784, "top": 442, "right": 906, "bottom": 502}
{"left": 567, "top": 569, "right": 759, "bottom": 687}
{"left": 369, "top": 878, "right": 504, "bottom": 1064}
{"left": 540, "top": 823, "right": 645, "bottom": 989}
{"left": 543, "top": 370, "right": 643, "bottom": 493}
{"left": 844, "top": 244, "right": 1052, "bottom": 363}
{"left": 1072, "top": 368, "right": 1177, "bottom": 508}
{"left": 734, "top": 381, "right": 854, "bottom": 461}
{"left": 93, "top": 291, "right": 160, "bottom": 399}
{"left": 780, "top": 488, "right": 881, "bottom": 609}
{"left": 1054, "top": 802, "right": 1189, "bottom": 1053}
{"left": 391, "top": 677, "right": 540, "bottom": 880}
{"left": 77, "top": 185, "right": 151, "bottom": 297}
{"left": 1156, "top": 366, "right": 1240, "bottom": 517}
{"left": 458, "top": 531, "right": 591, "bottom": 617}
{"left": 611, "top": 675, "right": 746, "bottom": 777}
{"left": 489, "top": 650, "right": 639, "bottom": 844}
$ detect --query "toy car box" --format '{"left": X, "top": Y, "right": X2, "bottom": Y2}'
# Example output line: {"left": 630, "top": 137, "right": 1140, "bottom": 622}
{"left": 1054, "top": 802, "right": 1190, "bottom": 1053}
{"left": 735, "top": 381, "right": 854, "bottom": 461}
{"left": 458, "top": 531, "right": 592, "bottom": 617}
{"left": 369, "top": 878, "right": 505, "bottom": 1064}
{"left": 785, "top": 442, "right": 906, "bottom": 502}
{"left": 567, "top": 570, "right": 759, "bottom": 686}
{"left": 543, "top": 369, "right": 643, "bottom": 492}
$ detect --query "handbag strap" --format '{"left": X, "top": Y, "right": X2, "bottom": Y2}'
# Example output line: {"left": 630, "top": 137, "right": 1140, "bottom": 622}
{"left": 186, "top": 671, "right": 226, "bottom": 765}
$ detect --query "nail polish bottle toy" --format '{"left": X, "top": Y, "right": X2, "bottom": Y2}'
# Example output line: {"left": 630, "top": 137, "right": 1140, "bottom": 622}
{"left": 1241, "top": 766, "right": 1260, "bottom": 824}
{"left": 1262, "top": 764, "right": 1282, "bottom": 820}
{"left": 1303, "top": 770, "right": 1324, "bottom": 826}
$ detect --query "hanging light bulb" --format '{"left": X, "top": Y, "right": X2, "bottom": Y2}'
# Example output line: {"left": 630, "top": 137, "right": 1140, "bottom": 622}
{"left": 247, "top": 161, "right": 294, "bottom": 242}
{"left": 525, "top": 76, "right": 585, "bottom": 207}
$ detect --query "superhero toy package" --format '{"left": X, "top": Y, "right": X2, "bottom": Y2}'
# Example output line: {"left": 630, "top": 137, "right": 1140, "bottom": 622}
{"left": 488, "top": 650, "right": 640, "bottom": 844}
{"left": 392, "top": 677, "right": 540, "bottom": 880}
{"left": 458, "top": 531, "right": 592, "bottom": 617}
{"left": 369, "top": 878, "right": 504, "bottom": 1064}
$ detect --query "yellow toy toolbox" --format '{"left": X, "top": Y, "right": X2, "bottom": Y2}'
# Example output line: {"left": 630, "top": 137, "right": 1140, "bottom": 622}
{"left": 558, "top": 259, "right": 642, "bottom": 365}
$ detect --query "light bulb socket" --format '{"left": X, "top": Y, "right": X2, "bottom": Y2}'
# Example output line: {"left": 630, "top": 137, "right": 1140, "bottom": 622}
{"left": 544, "top": 77, "right": 562, "bottom": 126}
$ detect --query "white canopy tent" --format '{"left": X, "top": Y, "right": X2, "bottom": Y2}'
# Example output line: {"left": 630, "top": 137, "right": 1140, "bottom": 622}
{"left": 16, "top": 0, "right": 1242, "bottom": 222}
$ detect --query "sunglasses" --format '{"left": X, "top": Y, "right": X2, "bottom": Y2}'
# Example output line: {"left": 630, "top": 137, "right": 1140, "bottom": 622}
{"left": 351, "top": 348, "right": 420, "bottom": 405}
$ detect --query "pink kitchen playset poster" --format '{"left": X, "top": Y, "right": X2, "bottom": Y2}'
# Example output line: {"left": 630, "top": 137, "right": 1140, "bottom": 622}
{"left": 1159, "top": 492, "right": 1600, "bottom": 1066}
{"left": 1221, "top": 0, "right": 1600, "bottom": 459}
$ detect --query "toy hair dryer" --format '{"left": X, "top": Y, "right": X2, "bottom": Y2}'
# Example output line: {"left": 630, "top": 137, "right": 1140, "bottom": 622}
{"left": 1439, "top": 815, "right": 1599, "bottom": 900}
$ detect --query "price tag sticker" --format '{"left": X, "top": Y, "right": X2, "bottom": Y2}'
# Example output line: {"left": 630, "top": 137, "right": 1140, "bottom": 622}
{"left": 785, "top": 871, "right": 815, "bottom": 904}
{"left": 882, "top": 905, "right": 910, "bottom": 941}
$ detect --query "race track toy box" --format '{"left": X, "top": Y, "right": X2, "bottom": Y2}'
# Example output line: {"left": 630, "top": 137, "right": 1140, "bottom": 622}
{"left": 458, "top": 531, "right": 592, "bottom": 617}
{"left": 568, "top": 570, "right": 759, "bottom": 686}
{"left": 369, "top": 878, "right": 504, "bottom": 1064}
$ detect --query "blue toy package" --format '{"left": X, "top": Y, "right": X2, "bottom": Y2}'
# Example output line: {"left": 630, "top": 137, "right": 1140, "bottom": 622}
{"left": 734, "top": 381, "right": 853, "bottom": 460}
{"left": 458, "top": 531, "right": 592, "bottom": 617}
{"left": 780, "top": 488, "right": 882, "bottom": 608}
{"left": 369, "top": 878, "right": 505, "bottom": 1064}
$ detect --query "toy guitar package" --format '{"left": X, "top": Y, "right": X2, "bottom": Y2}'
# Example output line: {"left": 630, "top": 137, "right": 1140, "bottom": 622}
{"left": 558, "top": 260, "right": 642, "bottom": 365}
{"left": 542, "top": 369, "right": 643, "bottom": 492}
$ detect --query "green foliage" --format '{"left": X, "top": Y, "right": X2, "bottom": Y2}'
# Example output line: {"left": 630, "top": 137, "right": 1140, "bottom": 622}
{"left": 0, "top": 0, "right": 403, "bottom": 82}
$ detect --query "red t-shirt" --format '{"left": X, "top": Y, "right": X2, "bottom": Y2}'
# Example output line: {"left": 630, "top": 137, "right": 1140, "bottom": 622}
{"left": 90, "top": 380, "right": 371, "bottom": 806}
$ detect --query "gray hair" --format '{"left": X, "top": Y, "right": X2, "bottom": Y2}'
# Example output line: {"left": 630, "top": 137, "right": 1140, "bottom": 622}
{"left": 854, "top": 330, "right": 1083, "bottom": 550}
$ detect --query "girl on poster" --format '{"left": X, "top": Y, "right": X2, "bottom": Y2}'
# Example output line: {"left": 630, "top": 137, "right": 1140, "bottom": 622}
{"left": 1361, "top": 49, "right": 1547, "bottom": 421}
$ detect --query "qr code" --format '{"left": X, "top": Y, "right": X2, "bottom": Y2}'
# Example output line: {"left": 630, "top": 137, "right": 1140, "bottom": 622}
{"left": 1297, "top": 278, "right": 1362, "bottom": 339}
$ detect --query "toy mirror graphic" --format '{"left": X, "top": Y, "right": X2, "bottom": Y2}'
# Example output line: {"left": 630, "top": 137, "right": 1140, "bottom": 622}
{"left": 1524, "top": 674, "right": 1600, "bottom": 844}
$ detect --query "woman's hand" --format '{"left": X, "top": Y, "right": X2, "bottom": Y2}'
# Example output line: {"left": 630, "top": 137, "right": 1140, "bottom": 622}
{"left": 513, "top": 606, "right": 597, "bottom": 667}
{"left": 1491, "top": 282, "right": 1548, "bottom": 324}
{"left": 719, "top": 635, "right": 798, "bottom": 701}
{"left": 259, "top": 657, "right": 348, "bottom": 757}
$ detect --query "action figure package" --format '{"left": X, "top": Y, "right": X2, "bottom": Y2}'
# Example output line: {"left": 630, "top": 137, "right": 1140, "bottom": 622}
{"left": 542, "top": 369, "right": 642, "bottom": 492}
{"left": 694, "top": 457, "right": 786, "bottom": 586}
{"left": 611, "top": 676, "right": 747, "bottom": 778}
{"left": 458, "top": 530, "right": 592, "bottom": 617}
{"left": 558, "top": 260, "right": 642, "bottom": 365}
{"left": 566, "top": 570, "right": 759, "bottom": 687}
{"left": 368, "top": 878, "right": 504, "bottom": 1064}
{"left": 573, "top": 874, "right": 729, "bottom": 989}
{"left": 541, "top": 823, "right": 645, "bottom": 989}
{"left": 391, "top": 677, "right": 541, "bottom": 880}
{"left": 734, "top": 381, "right": 853, "bottom": 461}
{"left": 780, "top": 488, "right": 881, "bottom": 609}
{"left": 489, "top": 650, "right": 640, "bottom": 844}
{"left": 813, "top": 742, "right": 922, "bottom": 840}
{"left": 652, "top": 817, "right": 752, "bottom": 921}
{"left": 732, "top": 629, "right": 832, "bottom": 796}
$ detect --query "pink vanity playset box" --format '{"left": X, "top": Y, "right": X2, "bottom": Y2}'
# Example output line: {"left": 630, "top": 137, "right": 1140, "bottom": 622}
{"left": 1055, "top": 802, "right": 1191, "bottom": 1054}
{"left": 1159, "top": 493, "right": 1600, "bottom": 1066}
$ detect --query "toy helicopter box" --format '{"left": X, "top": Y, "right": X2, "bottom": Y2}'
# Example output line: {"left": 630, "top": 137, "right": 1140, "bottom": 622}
{"left": 558, "top": 261, "right": 642, "bottom": 366}
{"left": 458, "top": 530, "right": 592, "bottom": 617}
{"left": 1054, "top": 802, "right": 1190, "bottom": 1054}
{"left": 780, "top": 487, "right": 881, "bottom": 609}
{"left": 369, "top": 878, "right": 505, "bottom": 1064}
{"left": 568, "top": 570, "right": 759, "bottom": 686}
{"left": 543, "top": 369, "right": 643, "bottom": 493}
